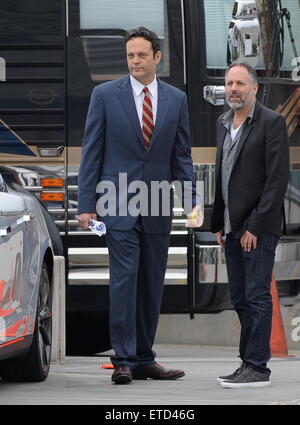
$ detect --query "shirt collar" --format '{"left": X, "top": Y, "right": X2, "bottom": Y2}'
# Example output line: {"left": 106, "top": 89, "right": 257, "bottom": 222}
{"left": 130, "top": 74, "right": 157, "bottom": 97}
{"left": 222, "top": 100, "right": 256, "bottom": 129}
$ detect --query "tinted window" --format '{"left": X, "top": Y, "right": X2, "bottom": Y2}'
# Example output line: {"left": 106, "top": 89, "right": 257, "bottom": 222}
{"left": 78, "top": 0, "right": 184, "bottom": 85}
{"left": 280, "top": 0, "right": 300, "bottom": 71}
{"left": 80, "top": 0, "right": 165, "bottom": 34}
{"left": 203, "top": 0, "right": 300, "bottom": 76}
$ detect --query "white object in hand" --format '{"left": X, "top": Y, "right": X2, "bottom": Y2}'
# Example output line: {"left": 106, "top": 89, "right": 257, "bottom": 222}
{"left": 185, "top": 205, "right": 204, "bottom": 228}
{"left": 88, "top": 218, "right": 106, "bottom": 237}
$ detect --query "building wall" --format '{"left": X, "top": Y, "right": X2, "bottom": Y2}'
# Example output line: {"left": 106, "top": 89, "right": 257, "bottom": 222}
{"left": 156, "top": 302, "right": 300, "bottom": 351}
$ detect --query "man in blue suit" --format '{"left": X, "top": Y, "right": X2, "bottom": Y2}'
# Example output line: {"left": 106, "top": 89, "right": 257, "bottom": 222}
{"left": 78, "top": 27, "right": 201, "bottom": 384}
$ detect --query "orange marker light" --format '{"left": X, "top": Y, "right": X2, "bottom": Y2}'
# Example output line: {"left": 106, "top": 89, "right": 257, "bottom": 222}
{"left": 40, "top": 193, "right": 64, "bottom": 202}
{"left": 40, "top": 178, "right": 64, "bottom": 188}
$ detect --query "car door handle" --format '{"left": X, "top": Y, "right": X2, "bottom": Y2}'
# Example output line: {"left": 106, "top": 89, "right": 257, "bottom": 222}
{"left": 0, "top": 226, "right": 11, "bottom": 236}
{"left": 0, "top": 214, "right": 34, "bottom": 237}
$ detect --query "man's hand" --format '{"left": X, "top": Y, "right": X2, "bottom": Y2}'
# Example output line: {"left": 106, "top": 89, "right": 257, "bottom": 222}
{"left": 185, "top": 205, "right": 204, "bottom": 228}
{"left": 240, "top": 230, "right": 257, "bottom": 252}
{"left": 215, "top": 231, "right": 225, "bottom": 248}
{"left": 77, "top": 213, "right": 97, "bottom": 230}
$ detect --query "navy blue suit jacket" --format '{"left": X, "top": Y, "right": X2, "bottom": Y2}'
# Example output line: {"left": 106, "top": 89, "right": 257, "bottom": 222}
{"left": 78, "top": 75, "right": 196, "bottom": 234}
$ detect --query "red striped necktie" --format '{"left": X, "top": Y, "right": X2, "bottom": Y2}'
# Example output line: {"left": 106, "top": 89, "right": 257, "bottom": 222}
{"left": 142, "top": 87, "right": 154, "bottom": 149}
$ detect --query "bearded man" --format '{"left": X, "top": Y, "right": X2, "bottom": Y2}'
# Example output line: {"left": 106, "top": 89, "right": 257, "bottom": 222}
{"left": 211, "top": 63, "right": 289, "bottom": 389}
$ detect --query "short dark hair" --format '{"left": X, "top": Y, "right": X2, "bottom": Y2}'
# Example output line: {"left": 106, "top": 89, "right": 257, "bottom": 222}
{"left": 225, "top": 62, "right": 258, "bottom": 84}
{"left": 125, "top": 27, "right": 160, "bottom": 56}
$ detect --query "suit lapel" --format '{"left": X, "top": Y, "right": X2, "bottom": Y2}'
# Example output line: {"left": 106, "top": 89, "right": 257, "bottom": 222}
{"left": 231, "top": 100, "right": 261, "bottom": 170}
{"left": 116, "top": 76, "right": 144, "bottom": 144}
{"left": 216, "top": 123, "right": 227, "bottom": 174}
{"left": 147, "top": 80, "right": 169, "bottom": 153}
{"left": 231, "top": 123, "right": 253, "bottom": 171}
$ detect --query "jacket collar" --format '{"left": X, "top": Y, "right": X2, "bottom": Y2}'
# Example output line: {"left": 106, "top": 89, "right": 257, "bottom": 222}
{"left": 216, "top": 99, "right": 262, "bottom": 175}
{"left": 222, "top": 100, "right": 257, "bottom": 129}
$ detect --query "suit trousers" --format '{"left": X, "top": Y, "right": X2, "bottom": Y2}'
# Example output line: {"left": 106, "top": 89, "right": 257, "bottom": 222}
{"left": 106, "top": 217, "right": 170, "bottom": 369}
{"left": 224, "top": 232, "right": 279, "bottom": 372}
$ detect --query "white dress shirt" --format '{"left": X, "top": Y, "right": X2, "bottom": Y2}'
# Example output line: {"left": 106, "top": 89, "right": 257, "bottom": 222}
{"left": 130, "top": 74, "right": 158, "bottom": 128}
{"left": 230, "top": 123, "right": 243, "bottom": 141}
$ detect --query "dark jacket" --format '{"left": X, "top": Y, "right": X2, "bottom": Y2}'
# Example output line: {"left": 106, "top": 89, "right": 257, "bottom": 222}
{"left": 211, "top": 100, "right": 290, "bottom": 238}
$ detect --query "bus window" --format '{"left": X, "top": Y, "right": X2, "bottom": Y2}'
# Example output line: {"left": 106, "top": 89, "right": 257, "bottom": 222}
{"left": 78, "top": 0, "right": 184, "bottom": 85}
{"left": 203, "top": 0, "right": 265, "bottom": 74}
{"left": 204, "top": 0, "right": 234, "bottom": 71}
{"left": 280, "top": 0, "right": 300, "bottom": 72}
{"left": 203, "top": 0, "right": 299, "bottom": 77}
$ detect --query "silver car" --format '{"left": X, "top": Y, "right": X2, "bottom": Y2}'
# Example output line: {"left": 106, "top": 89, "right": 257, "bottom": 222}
{"left": 0, "top": 174, "right": 55, "bottom": 381}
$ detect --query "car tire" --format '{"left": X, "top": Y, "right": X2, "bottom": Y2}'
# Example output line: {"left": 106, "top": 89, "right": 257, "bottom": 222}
{"left": 0, "top": 263, "right": 52, "bottom": 382}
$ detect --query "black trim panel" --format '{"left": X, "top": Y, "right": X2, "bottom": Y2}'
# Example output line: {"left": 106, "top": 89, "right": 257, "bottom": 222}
{"left": 0, "top": 334, "right": 33, "bottom": 362}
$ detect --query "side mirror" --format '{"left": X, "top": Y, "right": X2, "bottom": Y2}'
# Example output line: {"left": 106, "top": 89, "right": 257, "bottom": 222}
{"left": 0, "top": 192, "right": 26, "bottom": 217}
{"left": 0, "top": 192, "right": 30, "bottom": 236}
{"left": 228, "top": 0, "right": 261, "bottom": 67}
{"left": 0, "top": 174, "right": 7, "bottom": 192}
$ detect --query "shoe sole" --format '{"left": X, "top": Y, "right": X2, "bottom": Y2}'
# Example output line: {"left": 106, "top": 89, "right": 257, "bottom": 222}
{"left": 133, "top": 372, "right": 185, "bottom": 380}
{"left": 221, "top": 380, "right": 270, "bottom": 389}
{"left": 112, "top": 375, "right": 132, "bottom": 385}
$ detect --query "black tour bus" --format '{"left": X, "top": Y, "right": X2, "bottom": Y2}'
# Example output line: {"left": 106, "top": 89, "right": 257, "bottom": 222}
{"left": 0, "top": 0, "right": 299, "bottom": 354}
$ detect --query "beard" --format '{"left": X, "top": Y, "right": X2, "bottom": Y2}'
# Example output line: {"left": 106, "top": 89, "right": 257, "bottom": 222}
{"left": 226, "top": 92, "right": 252, "bottom": 110}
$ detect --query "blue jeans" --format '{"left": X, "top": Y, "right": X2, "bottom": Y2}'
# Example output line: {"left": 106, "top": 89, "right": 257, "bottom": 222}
{"left": 225, "top": 232, "right": 279, "bottom": 372}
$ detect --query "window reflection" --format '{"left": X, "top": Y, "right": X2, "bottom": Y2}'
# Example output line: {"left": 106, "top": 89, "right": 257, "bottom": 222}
{"left": 204, "top": 0, "right": 300, "bottom": 73}
{"left": 79, "top": 0, "right": 172, "bottom": 82}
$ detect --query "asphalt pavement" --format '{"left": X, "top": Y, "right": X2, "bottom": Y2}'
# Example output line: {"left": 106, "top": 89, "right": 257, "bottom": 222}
{"left": 0, "top": 344, "right": 300, "bottom": 406}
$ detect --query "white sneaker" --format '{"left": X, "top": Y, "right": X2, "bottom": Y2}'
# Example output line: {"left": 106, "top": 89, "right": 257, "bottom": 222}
{"left": 221, "top": 365, "right": 271, "bottom": 389}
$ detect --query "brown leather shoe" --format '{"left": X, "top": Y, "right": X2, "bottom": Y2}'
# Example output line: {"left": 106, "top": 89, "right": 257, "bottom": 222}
{"left": 132, "top": 363, "right": 185, "bottom": 380}
{"left": 111, "top": 365, "right": 132, "bottom": 384}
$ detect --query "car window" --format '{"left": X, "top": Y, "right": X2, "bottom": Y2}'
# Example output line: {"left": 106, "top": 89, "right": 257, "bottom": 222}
{"left": 0, "top": 173, "right": 7, "bottom": 192}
